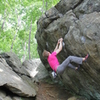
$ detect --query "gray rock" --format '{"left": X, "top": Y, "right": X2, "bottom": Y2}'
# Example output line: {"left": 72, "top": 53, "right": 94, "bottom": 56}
{"left": 22, "top": 59, "right": 49, "bottom": 82}
{"left": 35, "top": 0, "right": 100, "bottom": 99}
{"left": 74, "top": 0, "right": 100, "bottom": 17}
{"left": 4, "top": 96, "right": 12, "bottom": 100}
{"left": 0, "top": 57, "right": 36, "bottom": 97}
{"left": 0, "top": 97, "right": 4, "bottom": 100}
{"left": 56, "top": 0, "right": 82, "bottom": 14}
{"left": 12, "top": 96, "right": 34, "bottom": 100}
{"left": 0, "top": 52, "right": 28, "bottom": 76}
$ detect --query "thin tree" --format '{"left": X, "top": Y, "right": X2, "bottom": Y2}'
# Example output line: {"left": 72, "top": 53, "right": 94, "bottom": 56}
{"left": 11, "top": 32, "right": 17, "bottom": 51}
{"left": 1, "top": 10, "right": 6, "bottom": 31}
{"left": 11, "top": 9, "right": 20, "bottom": 51}
{"left": 28, "top": 20, "right": 32, "bottom": 59}
{"left": 46, "top": 0, "right": 48, "bottom": 12}
{"left": 42, "top": 0, "right": 45, "bottom": 14}
{"left": 21, "top": 42, "right": 27, "bottom": 62}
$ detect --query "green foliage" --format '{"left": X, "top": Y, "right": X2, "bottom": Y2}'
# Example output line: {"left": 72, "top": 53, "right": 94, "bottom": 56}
{"left": 0, "top": 0, "right": 59, "bottom": 60}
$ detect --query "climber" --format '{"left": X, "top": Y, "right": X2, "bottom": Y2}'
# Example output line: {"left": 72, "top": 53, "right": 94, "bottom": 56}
{"left": 42, "top": 38, "right": 89, "bottom": 76}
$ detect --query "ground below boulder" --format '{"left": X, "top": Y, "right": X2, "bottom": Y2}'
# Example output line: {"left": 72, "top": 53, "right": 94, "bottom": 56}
{"left": 36, "top": 77, "right": 87, "bottom": 100}
{"left": 36, "top": 81, "right": 72, "bottom": 100}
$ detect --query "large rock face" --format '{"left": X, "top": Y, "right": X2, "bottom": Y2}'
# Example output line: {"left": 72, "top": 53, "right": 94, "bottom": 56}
{"left": 35, "top": 0, "right": 100, "bottom": 100}
{"left": 0, "top": 52, "right": 49, "bottom": 100}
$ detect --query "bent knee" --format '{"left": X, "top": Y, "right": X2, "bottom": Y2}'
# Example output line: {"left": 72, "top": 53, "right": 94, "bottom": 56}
{"left": 68, "top": 56, "right": 73, "bottom": 59}
{"left": 67, "top": 56, "right": 74, "bottom": 62}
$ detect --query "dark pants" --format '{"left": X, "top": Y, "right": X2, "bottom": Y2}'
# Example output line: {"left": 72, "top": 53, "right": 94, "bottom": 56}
{"left": 57, "top": 56, "right": 83, "bottom": 75}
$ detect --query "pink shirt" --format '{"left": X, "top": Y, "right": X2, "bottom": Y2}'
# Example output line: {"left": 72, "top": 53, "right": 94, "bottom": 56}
{"left": 47, "top": 52, "right": 59, "bottom": 72}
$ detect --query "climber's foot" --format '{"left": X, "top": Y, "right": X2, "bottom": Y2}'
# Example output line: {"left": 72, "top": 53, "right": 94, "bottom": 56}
{"left": 75, "top": 65, "right": 80, "bottom": 70}
{"left": 84, "top": 54, "right": 89, "bottom": 62}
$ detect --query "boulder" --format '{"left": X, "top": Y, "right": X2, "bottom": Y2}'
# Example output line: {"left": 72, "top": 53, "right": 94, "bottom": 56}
{"left": 0, "top": 57, "right": 36, "bottom": 97}
{"left": 0, "top": 52, "right": 29, "bottom": 76}
{"left": 35, "top": 0, "right": 100, "bottom": 99}
{"left": 0, "top": 52, "right": 50, "bottom": 99}
{"left": 0, "top": 52, "right": 37, "bottom": 97}
{"left": 22, "top": 59, "right": 49, "bottom": 82}
{"left": 74, "top": 0, "right": 100, "bottom": 17}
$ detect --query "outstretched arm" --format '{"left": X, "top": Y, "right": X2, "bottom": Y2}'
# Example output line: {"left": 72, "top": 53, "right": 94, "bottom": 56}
{"left": 54, "top": 38, "right": 63, "bottom": 54}
{"left": 54, "top": 41, "right": 59, "bottom": 51}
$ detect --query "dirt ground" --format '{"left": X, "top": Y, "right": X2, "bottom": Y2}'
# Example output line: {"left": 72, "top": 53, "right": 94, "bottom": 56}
{"left": 36, "top": 81, "right": 72, "bottom": 100}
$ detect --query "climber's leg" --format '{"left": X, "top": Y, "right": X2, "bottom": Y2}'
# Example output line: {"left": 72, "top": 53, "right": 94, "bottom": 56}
{"left": 57, "top": 56, "right": 82, "bottom": 74}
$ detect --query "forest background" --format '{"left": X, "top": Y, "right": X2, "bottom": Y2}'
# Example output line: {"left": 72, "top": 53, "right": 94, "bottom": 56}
{"left": 0, "top": 0, "right": 59, "bottom": 62}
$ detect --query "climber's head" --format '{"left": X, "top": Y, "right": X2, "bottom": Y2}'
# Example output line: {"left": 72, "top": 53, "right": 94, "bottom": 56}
{"left": 42, "top": 50, "right": 50, "bottom": 57}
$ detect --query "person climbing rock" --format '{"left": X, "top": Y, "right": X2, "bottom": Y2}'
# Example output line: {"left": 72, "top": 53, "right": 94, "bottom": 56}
{"left": 42, "top": 38, "right": 89, "bottom": 76}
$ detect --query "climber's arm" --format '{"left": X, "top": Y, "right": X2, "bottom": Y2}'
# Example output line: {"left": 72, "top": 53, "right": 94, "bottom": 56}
{"left": 54, "top": 41, "right": 59, "bottom": 51}
{"left": 54, "top": 38, "right": 63, "bottom": 54}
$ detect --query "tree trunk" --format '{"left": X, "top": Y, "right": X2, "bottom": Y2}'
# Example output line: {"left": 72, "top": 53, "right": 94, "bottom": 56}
{"left": 1, "top": 10, "right": 6, "bottom": 30}
{"left": 42, "top": 0, "right": 45, "bottom": 14}
{"left": 11, "top": 32, "right": 17, "bottom": 51}
{"left": 1, "top": 20, "right": 5, "bottom": 30}
{"left": 11, "top": 9, "right": 20, "bottom": 51}
{"left": 28, "top": 20, "right": 32, "bottom": 59}
{"left": 21, "top": 42, "right": 27, "bottom": 62}
{"left": 46, "top": 1, "right": 48, "bottom": 11}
